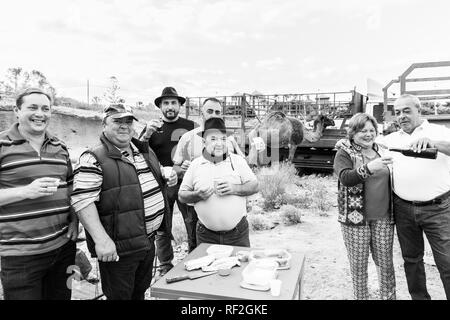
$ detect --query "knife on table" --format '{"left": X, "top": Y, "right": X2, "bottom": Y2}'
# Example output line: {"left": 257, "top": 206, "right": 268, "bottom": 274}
{"left": 166, "top": 271, "right": 217, "bottom": 284}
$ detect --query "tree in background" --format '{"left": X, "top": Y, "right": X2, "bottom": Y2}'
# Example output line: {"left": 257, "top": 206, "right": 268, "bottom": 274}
{"left": 0, "top": 68, "right": 25, "bottom": 93}
{"left": 91, "top": 96, "right": 102, "bottom": 106}
{"left": 0, "top": 67, "right": 56, "bottom": 98}
{"left": 103, "top": 76, "right": 123, "bottom": 104}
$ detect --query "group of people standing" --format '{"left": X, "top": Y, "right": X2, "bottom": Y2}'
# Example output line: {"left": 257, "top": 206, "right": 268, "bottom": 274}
{"left": 1, "top": 86, "right": 450, "bottom": 301}
{"left": 0, "top": 86, "right": 258, "bottom": 300}
{"left": 334, "top": 94, "right": 450, "bottom": 300}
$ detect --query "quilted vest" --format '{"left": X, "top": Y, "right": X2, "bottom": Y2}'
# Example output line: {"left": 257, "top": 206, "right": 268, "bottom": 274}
{"left": 83, "top": 134, "right": 169, "bottom": 257}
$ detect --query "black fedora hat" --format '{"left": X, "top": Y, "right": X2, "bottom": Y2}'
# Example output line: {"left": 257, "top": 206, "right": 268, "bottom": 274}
{"left": 154, "top": 87, "right": 186, "bottom": 108}
{"left": 197, "top": 117, "right": 232, "bottom": 138}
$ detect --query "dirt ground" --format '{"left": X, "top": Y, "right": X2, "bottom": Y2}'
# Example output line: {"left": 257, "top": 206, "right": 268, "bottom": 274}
{"left": 0, "top": 178, "right": 446, "bottom": 300}
{"left": 249, "top": 210, "right": 446, "bottom": 300}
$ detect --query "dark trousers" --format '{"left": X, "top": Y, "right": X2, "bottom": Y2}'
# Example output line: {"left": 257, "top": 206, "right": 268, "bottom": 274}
{"left": 156, "top": 184, "right": 198, "bottom": 268}
{"left": 394, "top": 194, "right": 450, "bottom": 300}
{"left": 196, "top": 216, "right": 250, "bottom": 247}
{"left": 0, "top": 240, "right": 76, "bottom": 300}
{"left": 98, "top": 241, "right": 155, "bottom": 300}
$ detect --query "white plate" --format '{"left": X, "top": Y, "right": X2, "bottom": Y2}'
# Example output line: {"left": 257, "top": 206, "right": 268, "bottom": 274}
{"left": 240, "top": 281, "right": 270, "bottom": 291}
{"left": 241, "top": 260, "right": 278, "bottom": 287}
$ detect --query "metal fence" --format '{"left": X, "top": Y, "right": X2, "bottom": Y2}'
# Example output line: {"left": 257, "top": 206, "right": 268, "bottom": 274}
{"left": 185, "top": 91, "right": 360, "bottom": 122}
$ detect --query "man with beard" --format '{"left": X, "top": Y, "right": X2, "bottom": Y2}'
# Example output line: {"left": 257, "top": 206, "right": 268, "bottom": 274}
{"left": 140, "top": 87, "right": 196, "bottom": 276}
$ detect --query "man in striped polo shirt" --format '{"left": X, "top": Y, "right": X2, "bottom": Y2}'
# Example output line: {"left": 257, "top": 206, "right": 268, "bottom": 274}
{"left": 71, "top": 104, "right": 177, "bottom": 300}
{"left": 0, "top": 88, "right": 79, "bottom": 300}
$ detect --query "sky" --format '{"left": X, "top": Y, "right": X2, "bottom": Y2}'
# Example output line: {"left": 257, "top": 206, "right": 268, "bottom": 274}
{"left": 1, "top": 0, "right": 450, "bottom": 105}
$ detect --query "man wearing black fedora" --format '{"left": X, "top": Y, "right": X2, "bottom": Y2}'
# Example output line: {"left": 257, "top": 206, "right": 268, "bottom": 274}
{"left": 172, "top": 97, "right": 246, "bottom": 248}
{"left": 178, "top": 117, "right": 258, "bottom": 247}
{"left": 140, "top": 87, "right": 197, "bottom": 277}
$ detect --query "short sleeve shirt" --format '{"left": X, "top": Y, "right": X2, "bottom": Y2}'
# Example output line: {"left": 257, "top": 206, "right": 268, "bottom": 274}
{"left": 179, "top": 153, "right": 257, "bottom": 231}
{"left": 376, "top": 120, "right": 450, "bottom": 201}
{"left": 173, "top": 127, "right": 242, "bottom": 164}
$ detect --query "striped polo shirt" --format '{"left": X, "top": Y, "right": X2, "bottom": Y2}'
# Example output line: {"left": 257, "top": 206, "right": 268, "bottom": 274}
{"left": 71, "top": 142, "right": 165, "bottom": 235}
{"left": 0, "top": 123, "right": 72, "bottom": 256}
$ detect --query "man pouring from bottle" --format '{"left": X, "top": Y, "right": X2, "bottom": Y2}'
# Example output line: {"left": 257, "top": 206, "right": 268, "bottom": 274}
{"left": 377, "top": 94, "right": 450, "bottom": 300}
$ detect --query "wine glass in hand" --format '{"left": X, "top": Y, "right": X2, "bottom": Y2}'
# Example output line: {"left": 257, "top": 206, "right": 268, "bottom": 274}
{"left": 367, "top": 156, "right": 393, "bottom": 174}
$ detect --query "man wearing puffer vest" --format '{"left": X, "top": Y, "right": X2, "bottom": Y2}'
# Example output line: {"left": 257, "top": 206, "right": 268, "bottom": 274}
{"left": 71, "top": 104, "right": 177, "bottom": 300}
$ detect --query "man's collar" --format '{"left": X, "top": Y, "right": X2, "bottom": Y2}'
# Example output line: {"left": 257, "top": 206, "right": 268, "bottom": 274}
{"left": 193, "top": 126, "right": 203, "bottom": 133}
{"left": 100, "top": 133, "right": 123, "bottom": 159}
{"left": 399, "top": 119, "right": 429, "bottom": 135}
{"left": 162, "top": 116, "right": 179, "bottom": 123}
{"left": 200, "top": 148, "right": 230, "bottom": 164}
{"left": 114, "top": 141, "right": 139, "bottom": 157}
{"left": 6, "top": 123, "right": 56, "bottom": 142}
{"left": 419, "top": 119, "right": 429, "bottom": 128}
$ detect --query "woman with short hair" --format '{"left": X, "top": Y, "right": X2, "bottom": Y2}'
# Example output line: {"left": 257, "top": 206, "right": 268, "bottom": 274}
{"left": 333, "top": 112, "right": 396, "bottom": 300}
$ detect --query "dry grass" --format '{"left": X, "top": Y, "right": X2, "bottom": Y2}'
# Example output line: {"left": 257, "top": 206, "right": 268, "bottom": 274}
{"left": 295, "top": 174, "right": 337, "bottom": 215}
{"left": 248, "top": 213, "right": 274, "bottom": 231}
{"left": 171, "top": 211, "right": 188, "bottom": 246}
{"left": 254, "top": 161, "right": 336, "bottom": 215}
{"left": 255, "top": 161, "right": 298, "bottom": 210}
{"left": 279, "top": 204, "right": 302, "bottom": 225}
{"left": 282, "top": 190, "right": 314, "bottom": 209}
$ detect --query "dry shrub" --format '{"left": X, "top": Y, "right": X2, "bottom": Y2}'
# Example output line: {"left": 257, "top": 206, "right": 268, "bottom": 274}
{"left": 296, "top": 174, "right": 336, "bottom": 214}
{"left": 249, "top": 205, "right": 264, "bottom": 215}
{"left": 248, "top": 214, "right": 273, "bottom": 231}
{"left": 291, "top": 174, "right": 337, "bottom": 215}
{"left": 312, "top": 183, "right": 333, "bottom": 214}
{"left": 171, "top": 212, "right": 188, "bottom": 246}
{"left": 283, "top": 191, "right": 313, "bottom": 209}
{"left": 280, "top": 205, "right": 302, "bottom": 225}
{"left": 255, "top": 161, "right": 298, "bottom": 210}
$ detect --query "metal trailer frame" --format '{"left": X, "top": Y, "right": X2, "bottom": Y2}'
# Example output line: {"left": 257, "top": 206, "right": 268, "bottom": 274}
{"left": 184, "top": 90, "right": 366, "bottom": 170}
{"left": 382, "top": 61, "right": 450, "bottom": 128}
{"left": 383, "top": 61, "right": 450, "bottom": 108}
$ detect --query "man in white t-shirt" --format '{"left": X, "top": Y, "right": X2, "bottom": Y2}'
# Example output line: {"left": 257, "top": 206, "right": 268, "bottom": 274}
{"left": 377, "top": 94, "right": 450, "bottom": 300}
{"left": 178, "top": 117, "right": 258, "bottom": 246}
{"left": 172, "top": 98, "right": 245, "bottom": 250}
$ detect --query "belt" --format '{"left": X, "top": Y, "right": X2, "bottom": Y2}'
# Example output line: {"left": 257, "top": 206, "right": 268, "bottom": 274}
{"left": 199, "top": 216, "right": 246, "bottom": 234}
{"left": 396, "top": 190, "right": 450, "bottom": 207}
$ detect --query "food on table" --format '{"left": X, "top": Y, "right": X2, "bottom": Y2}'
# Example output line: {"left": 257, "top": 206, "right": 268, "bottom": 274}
{"left": 236, "top": 251, "right": 250, "bottom": 262}
{"left": 206, "top": 244, "right": 234, "bottom": 259}
{"left": 249, "top": 249, "right": 292, "bottom": 269}
{"left": 202, "top": 256, "right": 241, "bottom": 272}
{"left": 218, "top": 267, "right": 232, "bottom": 276}
{"left": 184, "top": 255, "right": 216, "bottom": 271}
